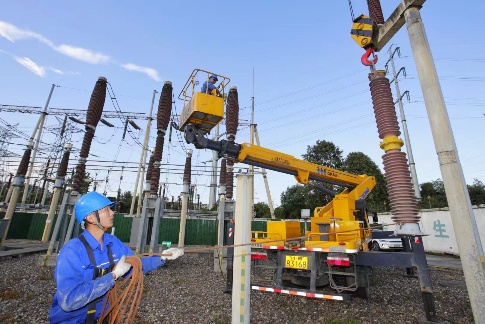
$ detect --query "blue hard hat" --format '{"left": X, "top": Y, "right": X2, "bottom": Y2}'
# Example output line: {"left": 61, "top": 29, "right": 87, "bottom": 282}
{"left": 210, "top": 74, "right": 218, "bottom": 81}
{"left": 74, "top": 192, "right": 115, "bottom": 224}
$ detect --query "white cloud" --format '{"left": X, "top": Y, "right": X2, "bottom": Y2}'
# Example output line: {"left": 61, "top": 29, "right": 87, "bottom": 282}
{"left": 121, "top": 63, "right": 161, "bottom": 81}
{"left": 0, "top": 20, "right": 110, "bottom": 64}
{"left": 48, "top": 67, "right": 80, "bottom": 76}
{"left": 55, "top": 44, "right": 110, "bottom": 64}
{"left": 2, "top": 20, "right": 156, "bottom": 80}
{"left": 14, "top": 56, "right": 46, "bottom": 77}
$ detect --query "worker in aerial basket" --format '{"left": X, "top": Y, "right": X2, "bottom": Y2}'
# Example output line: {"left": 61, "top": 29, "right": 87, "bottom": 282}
{"left": 201, "top": 73, "right": 221, "bottom": 96}
{"left": 49, "top": 191, "right": 184, "bottom": 324}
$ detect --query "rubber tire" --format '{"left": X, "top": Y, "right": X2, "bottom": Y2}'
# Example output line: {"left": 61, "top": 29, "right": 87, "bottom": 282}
{"left": 372, "top": 241, "right": 381, "bottom": 251}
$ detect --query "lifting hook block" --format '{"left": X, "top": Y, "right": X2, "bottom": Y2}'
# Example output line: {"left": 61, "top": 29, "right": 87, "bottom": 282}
{"left": 361, "top": 47, "right": 378, "bottom": 66}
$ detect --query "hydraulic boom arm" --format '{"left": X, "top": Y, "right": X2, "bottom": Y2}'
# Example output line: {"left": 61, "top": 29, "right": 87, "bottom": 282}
{"left": 184, "top": 124, "right": 375, "bottom": 202}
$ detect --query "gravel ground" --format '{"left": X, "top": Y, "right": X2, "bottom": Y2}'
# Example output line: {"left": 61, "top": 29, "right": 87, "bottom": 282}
{"left": 0, "top": 243, "right": 474, "bottom": 324}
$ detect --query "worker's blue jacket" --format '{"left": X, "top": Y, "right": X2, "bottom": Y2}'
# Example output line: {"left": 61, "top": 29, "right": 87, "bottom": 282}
{"left": 201, "top": 80, "right": 216, "bottom": 94}
{"left": 49, "top": 230, "right": 164, "bottom": 323}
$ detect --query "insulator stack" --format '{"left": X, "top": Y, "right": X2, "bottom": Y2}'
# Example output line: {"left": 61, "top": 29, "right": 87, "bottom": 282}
{"left": 368, "top": 70, "right": 420, "bottom": 229}
{"left": 150, "top": 81, "right": 173, "bottom": 196}
{"left": 370, "top": 75, "right": 401, "bottom": 139}
{"left": 183, "top": 150, "right": 192, "bottom": 193}
{"left": 226, "top": 160, "right": 234, "bottom": 199}
{"left": 146, "top": 153, "right": 154, "bottom": 183}
{"left": 225, "top": 87, "right": 239, "bottom": 142}
{"left": 383, "top": 150, "right": 420, "bottom": 222}
{"left": 224, "top": 87, "right": 238, "bottom": 200}
{"left": 72, "top": 77, "right": 107, "bottom": 192}
{"left": 219, "top": 158, "right": 227, "bottom": 186}
{"left": 57, "top": 148, "right": 71, "bottom": 178}
{"left": 17, "top": 146, "right": 32, "bottom": 176}
{"left": 367, "top": 0, "right": 385, "bottom": 25}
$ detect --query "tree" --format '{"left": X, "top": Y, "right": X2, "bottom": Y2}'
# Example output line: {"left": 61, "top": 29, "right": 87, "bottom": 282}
{"left": 302, "top": 140, "right": 343, "bottom": 169}
{"left": 419, "top": 179, "right": 448, "bottom": 209}
{"left": 280, "top": 185, "right": 329, "bottom": 219}
{"left": 253, "top": 202, "right": 271, "bottom": 218}
{"left": 467, "top": 179, "right": 485, "bottom": 206}
{"left": 343, "top": 152, "right": 389, "bottom": 212}
{"left": 278, "top": 139, "right": 390, "bottom": 218}
{"left": 274, "top": 206, "right": 285, "bottom": 219}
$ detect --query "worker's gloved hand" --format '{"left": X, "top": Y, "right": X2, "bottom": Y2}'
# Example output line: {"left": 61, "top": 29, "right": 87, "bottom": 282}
{"left": 112, "top": 255, "right": 131, "bottom": 280}
{"left": 161, "top": 248, "right": 184, "bottom": 261}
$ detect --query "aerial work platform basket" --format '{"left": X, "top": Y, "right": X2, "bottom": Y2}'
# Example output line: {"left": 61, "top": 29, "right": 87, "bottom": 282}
{"left": 178, "top": 69, "right": 230, "bottom": 134}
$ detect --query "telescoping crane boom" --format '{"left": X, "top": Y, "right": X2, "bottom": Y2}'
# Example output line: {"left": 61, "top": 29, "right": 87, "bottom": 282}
{"left": 185, "top": 125, "right": 376, "bottom": 251}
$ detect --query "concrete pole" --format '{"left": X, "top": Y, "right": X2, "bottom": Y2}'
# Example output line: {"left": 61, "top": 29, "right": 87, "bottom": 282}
{"left": 208, "top": 124, "right": 219, "bottom": 210}
{"left": 130, "top": 90, "right": 157, "bottom": 216}
{"left": 178, "top": 149, "right": 192, "bottom": 247}
{"left": 231, "top": 174, "right": 252, "bottom": 324}
{"left": 2, "top": 187, "right": 20, "bottom": 238}
{"left": 3, "top": 185, "right": 13, "bottom": 204}
{"left": 404, "top": 7, "right": 485, "bottom": 321}
{"left": 249, "top": 97, "right": 255, "bottom": 218}
{"left": 22, "top": 84, "right": 56, "bottom": 204}
{"left": 42, "top": 187, "right": 61, "bottom": 242}
{"left": 40, "top": 182, "right": 50, "bottom": 206}
{"left": 178, "top": 192, "right": 189, "bottom": 247}
{"left": 254, "top": 127, "right": 275, "bottom": 219}
{"left": 42, "top": 143, "right": 72, "bottom": 242}
{"left": 388, "top": 45, "right": 421, "bottom": 200}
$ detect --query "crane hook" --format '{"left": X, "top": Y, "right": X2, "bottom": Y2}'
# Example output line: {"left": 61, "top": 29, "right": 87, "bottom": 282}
{"left": 361, "top": 47, "right": 378, "bottom": 66}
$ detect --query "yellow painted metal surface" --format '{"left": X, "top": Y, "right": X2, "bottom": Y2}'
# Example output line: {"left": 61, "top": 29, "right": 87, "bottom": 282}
{"left": 179, "top": 92, "right": 224, "bottom": 132}
{"left": 237, "top": 143, "right": 371, "bottom": 187}
{"left": 237, "top": 143, "right": 376, "bottom": 251}
{"left": 350, "top": 14, "right": 374, "bottom": 48}
{"left": 251, "top": 221, "right": 301, "bottom": 246}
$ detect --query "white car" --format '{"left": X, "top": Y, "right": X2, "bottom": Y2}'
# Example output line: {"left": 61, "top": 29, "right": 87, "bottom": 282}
{"left": 370, "top": 230, "right": 403, "bottom": 251}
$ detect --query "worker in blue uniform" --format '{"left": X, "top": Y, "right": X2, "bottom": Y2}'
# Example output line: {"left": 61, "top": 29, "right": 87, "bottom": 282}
{"left": 49, "top": 192, "right": 183, "bottom": 324}
{"left": 201, "top": 74, "right": 220, "bottom": 96}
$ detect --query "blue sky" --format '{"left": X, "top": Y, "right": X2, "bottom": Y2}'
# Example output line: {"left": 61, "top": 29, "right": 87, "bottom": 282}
{"left": 1, "top": 1, "right": 484, "bottom": 207}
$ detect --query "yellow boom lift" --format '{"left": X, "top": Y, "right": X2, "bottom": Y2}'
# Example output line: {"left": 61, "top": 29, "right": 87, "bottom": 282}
{"left": 179, "top": 69, "right": 378, "bottom": 299}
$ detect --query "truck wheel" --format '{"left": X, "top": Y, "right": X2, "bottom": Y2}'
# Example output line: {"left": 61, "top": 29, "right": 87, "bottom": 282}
{"left": 372, "top": 241, "right": 380, "bottom": 251}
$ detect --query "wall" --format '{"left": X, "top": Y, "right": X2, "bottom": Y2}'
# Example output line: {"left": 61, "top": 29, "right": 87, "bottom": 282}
{"left": 376, "top": 206, "right": 485, "bottom": 255}
{"left": 3, "top": 207, "right": 484, "bottom": 255}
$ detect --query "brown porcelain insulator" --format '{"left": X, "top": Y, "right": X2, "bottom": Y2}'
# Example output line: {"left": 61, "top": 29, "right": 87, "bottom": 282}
{"left": 369, "top": 72, "right": 401, "bottom": 139}
{"left": 146, "top": 154, "right": 154, "bottom": 182}
{"left": 79, "top": 130, "right": 95, "bottom": 159}
{"left": 225, "top": 87, "right": 239, "bottom": 142}
{"left": 157, "top": 81, "right": 173, "bottom": 131}
{"left": 149, "top": 82, "right": 173, "bottom": 196}
{"left": 72, "top": 163, "right": 86, "bottom": 192}
{"left": 383, "top": 150, "right": 420, "bottom": 223}
{"left": 72, "top": 77, "right": 107, "bottom": 192}
{"left": 17, "top": 148, "right": 32, "bottom": 176}
{"left": 57, "top": 149, "right": 71, "bottom": 178}
{"left": 85, "top": 77, "right": 107, "bottom": 127}
{"left": 226, "top": 160, "right": 234, "bottom": 199}
{"left": 219, "top": 158, "right": 227, "bottom": 186}
{"left": 367, "top": 0, "right": 385, "bottom": 25}
{"left": 183, "top": 153, "right": 192, "bottom": 186}
{"left": 150, "top": 136, "right": 165, "bottom": 195}
{"left": 150, "top": 164, "right": 161, "bottom": 196}
{"left": 152, "top": 134, "right": 164, "bottom": 162}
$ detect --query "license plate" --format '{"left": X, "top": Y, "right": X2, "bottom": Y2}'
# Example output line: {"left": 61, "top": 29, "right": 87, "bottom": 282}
{"left": 329, "top": 246, "right": 347, "bottom": 253}
{"left": 285, "top": 256, "right": 308, "bottom": 269}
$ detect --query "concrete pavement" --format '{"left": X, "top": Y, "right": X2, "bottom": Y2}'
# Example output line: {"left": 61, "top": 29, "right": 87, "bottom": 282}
{"left": 426, "top": 254, "right": 462, "bottom": 269}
